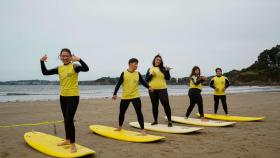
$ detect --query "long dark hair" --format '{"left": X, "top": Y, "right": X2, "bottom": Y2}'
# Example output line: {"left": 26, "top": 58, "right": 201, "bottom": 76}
{"left": 152, "top": 54, "right": 165, "bottom": 73}
{"left": 189, "top": 66, "right": 200, "bottom": 78}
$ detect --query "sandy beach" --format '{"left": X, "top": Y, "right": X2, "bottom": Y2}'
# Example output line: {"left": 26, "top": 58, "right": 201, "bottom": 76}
{"left": 0, "top": 92, "right": 279, "bottom": 158}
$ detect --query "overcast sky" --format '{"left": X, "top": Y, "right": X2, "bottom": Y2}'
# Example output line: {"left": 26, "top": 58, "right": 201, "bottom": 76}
{"left": 0, "top": 0, "right": 279, "bottom": 81}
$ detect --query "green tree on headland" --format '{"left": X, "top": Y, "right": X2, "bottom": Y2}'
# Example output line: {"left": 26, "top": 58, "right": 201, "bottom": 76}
{"left": 225, "top": 45, "right": 280, "bottom": 85}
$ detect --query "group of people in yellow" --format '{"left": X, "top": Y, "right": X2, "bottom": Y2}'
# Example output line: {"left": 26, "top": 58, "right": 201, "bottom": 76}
{"left": 40, "top": 48, "right": 229, "bottom": 153}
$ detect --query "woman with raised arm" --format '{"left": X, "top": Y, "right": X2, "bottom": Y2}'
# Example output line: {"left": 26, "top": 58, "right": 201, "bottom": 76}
{"left": 40, "top": 48, "right": 89, "bottom": 153}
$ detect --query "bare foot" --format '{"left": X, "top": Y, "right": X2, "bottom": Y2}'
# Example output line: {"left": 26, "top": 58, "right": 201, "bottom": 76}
{"left": 57, "top": 140, "right": 70, "bottom": 146}
{"left": 140, "top": 129, "right": 147, "bottom": 136}
{"left": 114, "top": 127, "right": 122, "bottom": 131}
{"left": 201, "top": 117, "right": 208, "bottom": 122}
{"left": 70, "top": 144, "right": 77, "bottom": 153}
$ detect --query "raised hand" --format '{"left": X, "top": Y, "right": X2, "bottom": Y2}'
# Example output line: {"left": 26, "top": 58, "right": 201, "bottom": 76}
{"left": 71, "top": 55, "right": 81, "bottom": 62}
{"left": 40, "top": 54, "right": 48, "bottom": 62}
{"left": 165, "top": 66, "right": 173, "bottom": 71}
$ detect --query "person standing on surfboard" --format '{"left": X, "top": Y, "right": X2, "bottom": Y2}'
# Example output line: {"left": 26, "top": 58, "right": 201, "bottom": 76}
{"left": 145, "top": 54, "right": 173, "bottom": 127}
{"left": 112, "top": 58, "right": 153, "bottom": 135}
{"left": 209, "top": 68, "right": 230, "bottom": 115}
{"left": 185, "top": 66, "right": 207, "bottom": 120}
{"left": 40, "top": 48, "right": 89, "bottom": 153}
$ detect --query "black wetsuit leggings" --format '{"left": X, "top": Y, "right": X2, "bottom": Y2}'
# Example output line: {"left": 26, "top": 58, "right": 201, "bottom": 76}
{"left": 214, "top": 95, "right": 228, "bottom": 114}
{"left": 60, "top": 96, "right": 79, "bottom": 143}
{"left": 119, "top": 98, "right": 144, "bottom": 129}
{"left": 149, "top": 89, "right": 172, "bottom": 122}
{"left": 186, "top": 93, "right": 204, "bottom": 118}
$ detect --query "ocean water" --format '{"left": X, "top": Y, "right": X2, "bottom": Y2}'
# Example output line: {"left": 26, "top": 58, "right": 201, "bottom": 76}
{"left": 0, "top": 85, "right": 280, "bottom": 102}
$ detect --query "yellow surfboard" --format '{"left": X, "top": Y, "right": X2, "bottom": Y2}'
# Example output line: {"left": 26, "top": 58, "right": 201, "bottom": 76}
{"left": 167, "top": 116, "right": 236, "bottom": 127}
{"left": 24, "top": 131, "right": 95, "bottom": 157}
{"left": 129, "top": 122, "right": 203, "bottom": 134}
{"left": 195, "top": 113, "right": 265, "bottom": 122}
{"left": 89, "top": 125, "right": 165, "bottom": 142}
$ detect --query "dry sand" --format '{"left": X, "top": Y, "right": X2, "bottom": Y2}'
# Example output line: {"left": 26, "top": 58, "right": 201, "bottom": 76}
{"left": 0, "top": 92, "right": 280, "bottom": 158}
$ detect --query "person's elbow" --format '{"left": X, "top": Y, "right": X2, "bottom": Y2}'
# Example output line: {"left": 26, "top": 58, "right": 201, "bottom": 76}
{"left": 41, "top": 71, "right": 49, "bottom": 76}
{"left": 82, "top": 66, "right": 89, "bottom": 72}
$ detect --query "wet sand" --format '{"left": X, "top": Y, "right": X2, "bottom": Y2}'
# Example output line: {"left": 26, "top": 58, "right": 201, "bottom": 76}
{"left": 0, "top": 92, "right": 279, "bottom": 158}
